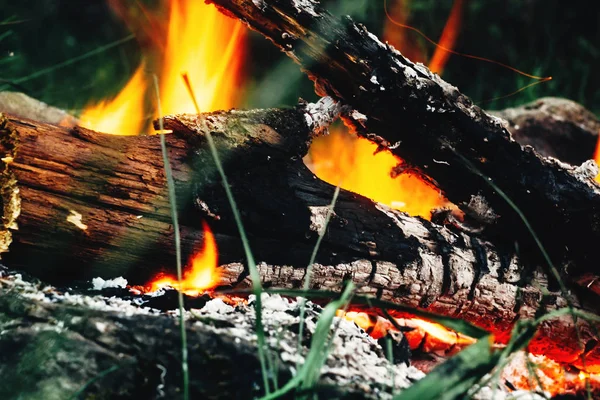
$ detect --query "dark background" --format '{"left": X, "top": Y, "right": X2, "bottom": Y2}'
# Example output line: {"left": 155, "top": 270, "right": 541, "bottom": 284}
{"left": 1, "top": 0, "right": 598, "bottom": 115}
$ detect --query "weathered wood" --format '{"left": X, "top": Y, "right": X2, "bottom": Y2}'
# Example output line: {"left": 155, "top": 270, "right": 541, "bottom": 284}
{"left": 208, "top": 0, "right": 600, "bottom": 294}
{"left": 0, "top": 103, "right": 321, "bottom": 284}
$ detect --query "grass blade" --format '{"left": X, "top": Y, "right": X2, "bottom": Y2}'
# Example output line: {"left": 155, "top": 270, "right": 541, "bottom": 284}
{"left": 259, "top": 283, "right": 355, "bottom": 400}
{"left": 297, "top": 184, "right": 341, "bottom": 366}
{"left": 180, "top": 73, "right": 272, "bottom": 394}
{"left": 153, "top": 75, "right": 189, "bottom": 400}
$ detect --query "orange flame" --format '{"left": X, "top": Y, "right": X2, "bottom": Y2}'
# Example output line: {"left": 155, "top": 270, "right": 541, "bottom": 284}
{"left": 79, "top": 63, "right": 148, "bottom": 135}
{"left": 79, "top": 0, "right": 245, "bottom": 133}
{"left": 79, "top": 0, "right": 245, "bottom": 294}
{"left": 383, "top": 0, "right": 428, "bottom": 64}
{"left": 149, "top": 221, "right": 219, "bottom": 296}
{"left": 307, "top": 125, "right": 447, "bottom": 219}
{"left": 427, "top": 0, "right": 465, "bottom": 75}
{"left": 157, "top": 0, "right": 245, "bottom": 115}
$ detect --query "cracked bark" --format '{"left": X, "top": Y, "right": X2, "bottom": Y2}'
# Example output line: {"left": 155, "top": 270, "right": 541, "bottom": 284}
{"left": 208, "top": 0, "right": 600, "bottom": 296}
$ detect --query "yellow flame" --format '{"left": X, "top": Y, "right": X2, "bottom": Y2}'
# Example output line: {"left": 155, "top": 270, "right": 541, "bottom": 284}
{"left": 307, "top": 125, "right": 447, "bottom": 218}
{"left": 79, "top": 0, "right": 246, "bottom": 134}
{"left": 149, "top": 221, "right": 219, "bottom": 296}
{"left": 158, "top": 0, "right": 245, "bottom": 115}
{"left": 79, "top": 64, "right": 147, "bottom": 135}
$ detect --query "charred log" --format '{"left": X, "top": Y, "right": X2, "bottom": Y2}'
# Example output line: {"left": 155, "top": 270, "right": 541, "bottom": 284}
{"left": 0, "top": 100, "right": 599, "bottom": 370}
{"left": 491, "top": 97, "right": 600, "bottom": 165}
{"left": 208, "top": 0, "right": 600, "bottom": 294}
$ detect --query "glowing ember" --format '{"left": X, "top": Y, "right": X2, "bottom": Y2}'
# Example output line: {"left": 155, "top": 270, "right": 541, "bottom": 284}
{"left": 336, "top": 310, "right": 475, "bottom": 355}
{"left": 395, "top": 317, "right": 476, "bottom": 355}
{"left": 502, "top": 352, "right": 600, "bottom": 396}
{"left": 79, "top": 64, "right": 148, "bottom": 135}
{"left": 149, "top": 221, "right": 219, "bottom": 296}
{"left": 306, "top": 125, "right": 447, "bottom": 218}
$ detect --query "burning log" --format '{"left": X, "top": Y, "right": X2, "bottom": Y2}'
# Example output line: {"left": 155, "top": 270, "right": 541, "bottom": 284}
{"left": 1, "top": 98, "right": 599, "bottom": 371}
{"left": 208, "top": 0, "right": 600, "bottom": 295}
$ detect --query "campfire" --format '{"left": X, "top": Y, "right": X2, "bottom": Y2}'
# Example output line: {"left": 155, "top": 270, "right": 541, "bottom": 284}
{"left": 1, "top": 0, "right": 600, "bottom": 398}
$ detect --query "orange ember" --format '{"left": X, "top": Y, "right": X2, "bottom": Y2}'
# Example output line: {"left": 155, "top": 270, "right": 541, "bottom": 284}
{"left": 149, "top": 221, "right": 220, "bottom": 296}
{"left": 306, "top": 125, "right": 447, "bottom": 218}
{"left": 79, "top": 0, "right": 245, "bottom": 133}
{"left": 336, "top": 310, "right": 475, "bottom": 355}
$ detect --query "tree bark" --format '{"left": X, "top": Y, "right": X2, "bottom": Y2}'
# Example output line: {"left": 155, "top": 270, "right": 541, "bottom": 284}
{"left": 208, "top": 0, "right": 600, "bottom": 294}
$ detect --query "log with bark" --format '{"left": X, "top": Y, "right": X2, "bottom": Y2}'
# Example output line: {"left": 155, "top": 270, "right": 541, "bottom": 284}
{"left": 1, "top": 97, "right": 599, "bottom": 371}
{"left": 208, "top": 0, "right": 600, "bottom": 295}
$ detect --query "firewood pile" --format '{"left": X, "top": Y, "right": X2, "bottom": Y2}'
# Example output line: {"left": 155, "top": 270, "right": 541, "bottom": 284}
{"left": 1, "top": 0, "right": 600, "bottom": 398}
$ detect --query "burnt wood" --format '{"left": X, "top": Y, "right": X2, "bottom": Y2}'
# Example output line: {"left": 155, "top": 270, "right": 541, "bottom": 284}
{"left": 208, "top": 0, "right": 600, "bottom": 295}
{"left": 0, "top": 99, "right": 599, "bottom": 370}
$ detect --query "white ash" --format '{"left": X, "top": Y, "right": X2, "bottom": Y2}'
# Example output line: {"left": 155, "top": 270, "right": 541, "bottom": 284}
{"left": 574, "top": 159, "right": 599, "bottom": 181}
{"left": 350, "top": 109, "right": 368, "bottom": 122}
{"left": 0, "top": 272, "right": 160, "bottom": 317}
{"left": 375, "top": 203, "right": 430, "bottom": 240}
{"left": 365, "top": 30, "right": 387, "bottom": 50}
{"left": 0, "top": 270, "right": 553, "bottom": 398}
{"left": 465, "top": 194, "right": 498, "bottom": 224}
{"left": 196, "top": 293, "right": 425, "bottom": 397}
{"left": 309, "top": 205, "right": 332, "bottom": 233}
{"left": 303, "top": 97, "right": 342, "bottom": 135}
{"left": 91, "top": 276, "right": 128, "bottom": 290}
{"left": 252, "top": 0, "right": 266, "bottom": 11}
{"left": 291, "top": 0, "right": 320, "bottom": 17}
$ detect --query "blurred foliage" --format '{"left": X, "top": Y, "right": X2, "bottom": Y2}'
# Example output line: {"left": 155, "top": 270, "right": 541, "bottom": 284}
{"left": 0, "top": 0, "right": 598, "bottom": 115}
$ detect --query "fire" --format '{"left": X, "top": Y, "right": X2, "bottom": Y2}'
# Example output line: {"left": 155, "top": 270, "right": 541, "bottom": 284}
{"left": 149, "top": 221, "right": 219, "bottom": 296}
{"left": 308, "top": 1, "right": 465, "bottom": 219}
{"left": 427, "top": 0, "right": 465, "bottom": 75}
{"left": 79, "top": 0, "right": 245, "bottom": 294}
{"left": 383, "top": 0, "right": 465, "bottom": 75}
{"left": 306, "top": 125, "right": 447, "bottom": 218}
{"left": 79, "top": 64, "right": 148, "bottom": 135}
{"left": 79, "top": 0, "right": 245, "bottom": 133}
{"left": 383, "top": 0, "right": 428, "bottom": 65}
{"left": 158, "top": 0, "right": 245, "bottom": 115}
{"left": 337, "top": 310, "right": 475, "bottom": 355}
